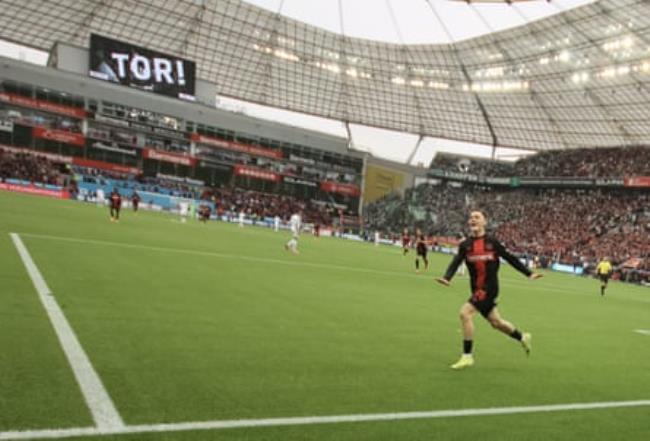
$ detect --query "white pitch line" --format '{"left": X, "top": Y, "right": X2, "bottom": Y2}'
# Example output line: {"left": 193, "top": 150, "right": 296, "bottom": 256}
{"left": 9, "top": 233, "right": 124, "bottom": 430}
{"left": 635, "top": 329, "right": 650, "bottom": 336}
{"left": 1, "top": 399, "right": 649, "bottom": 441}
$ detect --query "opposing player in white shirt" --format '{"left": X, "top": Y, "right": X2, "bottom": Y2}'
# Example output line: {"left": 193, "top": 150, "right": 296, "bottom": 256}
{"left": 179, "top": 200, "right": 189, "bottom": 223}
{"left": 274, "top": 215, "right": 280, "bottom": 232}
{"left": 238, "top": 210, "right": 245, "bottom": 227}
{"left": 285, "top": 212, "right": 302, "bottom": 254}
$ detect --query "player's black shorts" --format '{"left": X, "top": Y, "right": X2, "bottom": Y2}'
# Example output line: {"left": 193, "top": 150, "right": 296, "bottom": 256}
{"left": 416, "top": 245, "right": 427, "bottom": 257}
{"left": 599, "top": 274, "right": 610, "bottom": 283}
{"left": 469, "top": 290, "right": 497, "bottom": 318}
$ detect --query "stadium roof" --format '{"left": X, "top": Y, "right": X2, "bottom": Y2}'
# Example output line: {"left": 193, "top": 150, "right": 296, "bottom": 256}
{"left": 1, "top": 0, "right": 650, "bottom": 153}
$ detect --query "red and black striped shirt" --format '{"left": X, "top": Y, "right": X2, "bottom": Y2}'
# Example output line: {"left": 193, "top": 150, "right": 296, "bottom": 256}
{"left": 443, "top": 235, "right": 531, "bottom": 299}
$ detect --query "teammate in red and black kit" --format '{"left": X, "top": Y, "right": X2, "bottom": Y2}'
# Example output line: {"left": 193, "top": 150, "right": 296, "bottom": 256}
{"left": 414, "top": 230, "right": 429, "bottom": 273}
{"left": 109, "top": 188, "right": 122, "bottom": 222}
{"left": 435, "top": 210, "right": 542, "bottom": 370}
{"left": 198, "top": 204, "right": 211, "bottom": 223}
{"left": 131, "top": 191, "right": 141, "bottom": 212}
{"left": 401, "top": 228, "right": 411, "bottom": 256}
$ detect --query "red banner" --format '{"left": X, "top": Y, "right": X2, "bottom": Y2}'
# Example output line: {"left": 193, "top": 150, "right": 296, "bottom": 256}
{"left": 320, "top": 181, "right": 361, "bottom": 197}
{"left": 33, "top": 127, "right": 85, "bottom": 147}
{"left": 191, "top": 133, "right": 283, "bottom": 160}
{"left": 143, "top": 148, "right": 197, "bottom": 167}
{"left": 0, "top": 92, "right": 86, "bottom": 118}
{"left": 233, "top": 165, "right": 281, "bottom": 182}
{"left": 624, "top": 176, "right": 650, "bottom": 187}
{"left": 0, "top": 182, "right": 70, "bottom": 199}
{"left": 72, "top": 158, "right": 141, "bottom": 175}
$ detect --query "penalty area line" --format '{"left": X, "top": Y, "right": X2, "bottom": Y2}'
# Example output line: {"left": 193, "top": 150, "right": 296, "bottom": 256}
{"left": 9, "top": 233, "right": 124, "bottom": 430}
{"left": 1, "top": 400, "right": 650, "bottom": 441}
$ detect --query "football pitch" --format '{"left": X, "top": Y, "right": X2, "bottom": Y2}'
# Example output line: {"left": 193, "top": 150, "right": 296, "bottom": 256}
{"left": 1, "top": 190, "right": 649, "bottom": 441}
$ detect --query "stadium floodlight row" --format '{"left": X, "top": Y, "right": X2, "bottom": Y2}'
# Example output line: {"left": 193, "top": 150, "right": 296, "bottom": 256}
{"left": 1, "top": 0, "right": 650, "bottom": 151}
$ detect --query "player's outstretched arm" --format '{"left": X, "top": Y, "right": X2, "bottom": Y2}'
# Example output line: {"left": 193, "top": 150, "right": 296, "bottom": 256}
{"left": 494, "top": 239, "right": 534, "bottom": 278}
{"left": 438, "top": 242, "right": 466, "bottom": 285}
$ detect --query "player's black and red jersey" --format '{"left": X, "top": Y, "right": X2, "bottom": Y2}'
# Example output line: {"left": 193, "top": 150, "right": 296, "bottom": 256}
{"left": 402, "top": 234, "right": 410, "bottom": 247}
{"left": 443, "top": 235, "right": 531, "bottom": 314}
{"left": 110, "top": 193, "right": 122, "bottom": 209}
{"left": 416, "top": 235, "right": 427, "bottom": 255}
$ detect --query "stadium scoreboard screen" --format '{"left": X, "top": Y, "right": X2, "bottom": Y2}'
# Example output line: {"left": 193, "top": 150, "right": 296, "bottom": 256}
{"left": 89, "top": 34, "right": 196, "bottom": 101}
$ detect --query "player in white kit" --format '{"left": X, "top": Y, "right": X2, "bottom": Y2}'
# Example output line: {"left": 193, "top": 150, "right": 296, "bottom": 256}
{"left": 179, "top": 200, "right": 189, "bottom": 223}
{"left": 274, "top": 215, "right": 280, "bottom": 232}
{"left": 285, "top": 212, "right": 301, "bottom": 254}
{"left": 238, "top": 210, "right": 245, "bottom": 227}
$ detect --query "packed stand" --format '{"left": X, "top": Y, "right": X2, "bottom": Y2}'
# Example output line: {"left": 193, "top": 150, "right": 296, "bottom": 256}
{"left": 513, "top": 146, "right": 650, "bottom": 178}
{"left": 206, "top": 186, "right": 335, "bottom": 225}
{"left": 0, "top": 150, "right": 68, "bottom": 186}
{"left": 429, "top": 146, "right": 650, "bottom": 178}
{"left": 430, "top": 153, "right": 515, "bottom": 177}
{"left": 74, "top": 167, "right": 202, "bottom": 199}
{"left": 364, "top": 183, "right": 650, "bottom": 284}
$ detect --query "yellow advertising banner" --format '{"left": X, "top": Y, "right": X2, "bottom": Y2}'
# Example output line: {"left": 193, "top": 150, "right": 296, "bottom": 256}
{"left": 364, "top": 165, "right": 404, "bottom": 203}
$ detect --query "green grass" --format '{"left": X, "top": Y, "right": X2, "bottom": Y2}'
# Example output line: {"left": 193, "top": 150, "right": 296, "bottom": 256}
{"left": 1, "top": 190, "right": 649, "bottom": 440}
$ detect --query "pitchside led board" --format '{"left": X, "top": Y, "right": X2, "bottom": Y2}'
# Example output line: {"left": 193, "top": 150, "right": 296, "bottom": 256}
{"left": 89, "top": 34, "right": 196, "bottom": 101}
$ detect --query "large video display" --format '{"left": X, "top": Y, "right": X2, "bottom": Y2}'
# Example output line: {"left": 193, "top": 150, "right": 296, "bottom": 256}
{"left": 89, "top": 34, "right": 196, "bottom": 101}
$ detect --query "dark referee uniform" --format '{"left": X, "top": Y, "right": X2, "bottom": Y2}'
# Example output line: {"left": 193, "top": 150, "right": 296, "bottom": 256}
{"left": 443, "top": 235, "right": 532, "bottom": 317}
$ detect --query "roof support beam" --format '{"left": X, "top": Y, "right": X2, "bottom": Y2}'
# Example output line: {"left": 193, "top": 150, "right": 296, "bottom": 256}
{"left": 406, "top": 134, "right": 425, "bottom": 165}
{"left": 424, "top": 0, "right": 498, "bottom": 149}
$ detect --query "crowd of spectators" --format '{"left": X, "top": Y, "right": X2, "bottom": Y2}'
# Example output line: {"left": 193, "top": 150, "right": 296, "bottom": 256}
{"left": 364, "top": 183, "right": 650, "bottom": 283}
{"left": 430, "top": 153, "right": 515, "bottom": 177}
{"left": 514, "top": 146, "right": 650, "bottom": 178}
{"left": 72, "top": 166, "right": 340, "bottom": 225}
{"left": 430, "top": 146, "right": 650, "bottom": 178}
{"left": 0, "top": 150, "right": 68, "bottom": 186}
{"left": 75, "top": 167, "right": 202, "bottom": 199}
{"left": 205, "top": 186, "right": 335, "bottom": 225}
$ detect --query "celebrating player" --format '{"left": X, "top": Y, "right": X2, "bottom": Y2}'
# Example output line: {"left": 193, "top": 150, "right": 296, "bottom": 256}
{"left": 414, "top": 230, "right": 429, "bottom": 273}
{"left": 109, "top": 188, "right": 122, "bottom": 222}
{"left": 595, "top": 256, "right": 613, "bottom": 296}
{"left": 435, "top": 210, "right": 542, "bottom": 370}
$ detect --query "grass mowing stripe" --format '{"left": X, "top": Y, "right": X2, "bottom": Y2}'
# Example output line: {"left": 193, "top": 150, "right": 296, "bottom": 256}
{"left": 18, "top": 232, "right": 634, "bottom": 300}
{"left": 1, "top": 399, "right": 649, "bottom": 441}
{"left": 9, "top": 233, "right": 124, "bottom": 430}
{"left": 18, "top": 232, "right": 429, "bottom": 280}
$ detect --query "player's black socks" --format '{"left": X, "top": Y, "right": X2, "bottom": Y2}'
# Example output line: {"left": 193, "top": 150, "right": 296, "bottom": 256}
{"left": 510, "top": 329, "right": 523, "bottom": 341}
{"left": 415, "top": 259, "right": 419, "bottom": 270}
{"left": 463, "top": 339, "right": 473, "bottom": 355}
